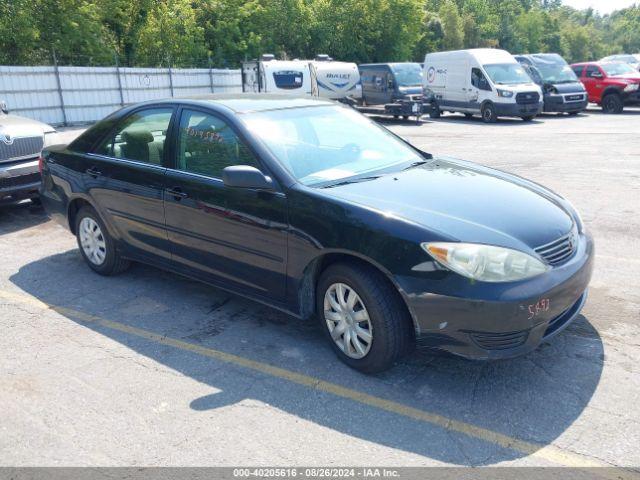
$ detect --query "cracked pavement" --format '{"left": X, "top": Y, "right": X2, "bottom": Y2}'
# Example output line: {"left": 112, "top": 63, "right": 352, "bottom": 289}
{"left": 0, "top": 109, "right": 639, "bottom": 469}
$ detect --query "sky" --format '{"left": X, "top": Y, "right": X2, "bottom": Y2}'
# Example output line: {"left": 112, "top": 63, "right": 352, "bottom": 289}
{"left": 562, "top": 0, "right": 638, "bottom": 14}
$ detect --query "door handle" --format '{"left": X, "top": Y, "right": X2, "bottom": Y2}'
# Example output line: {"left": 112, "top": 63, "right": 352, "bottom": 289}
{"left": 166, "top": 187, "right": 188, "bottom": 200}
{"left": 86, "top": 166, "right": 102, "bottom": 178}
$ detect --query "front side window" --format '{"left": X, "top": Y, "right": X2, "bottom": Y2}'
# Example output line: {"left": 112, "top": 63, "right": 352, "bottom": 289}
{"left": 483, "top": 63, "right": 531, "bottom": 85}
{"left": 571, "top": 65, "right": 585, "bottom": 77}
{"left": 242, "top": 105, "right": 426, "bottom": 186}
{"left": 177, "top": 109, "right": 258, "bottom": 178}
{"left": 585, "top": 65, "right": 603, "bottom": 78}
{"left": 471, "top": 68, "right": 491, "bottom": 90}
{"left": 95, "top": 108, "right": 173, "bottom": 165}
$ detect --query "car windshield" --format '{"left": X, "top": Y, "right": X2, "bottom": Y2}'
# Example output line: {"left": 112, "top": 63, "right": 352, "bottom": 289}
{"left": 242, "top": 105, "right": 426, "bottom": 186}
{"left": 601, "top": 62, "right": 637, "bottom": 76}
{"left": 535, "top": 63, "right": 578, "bottom": 83}
{"left": 391, "top": 64, "right": 423, "bottom": 86}
{"left": 484, "top": 63, "right": 531, "bottom": 85}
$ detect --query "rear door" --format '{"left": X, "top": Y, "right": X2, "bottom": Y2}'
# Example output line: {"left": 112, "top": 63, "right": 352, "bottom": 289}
{"left": 85, "top": 106, "right": 175, "bottom": 264}
{"left": 164, "top": 107, "right": 288, "bottom": 301}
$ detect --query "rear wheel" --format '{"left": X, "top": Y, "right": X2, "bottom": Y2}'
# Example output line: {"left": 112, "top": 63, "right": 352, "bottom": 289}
{"left": 602, "top": 94, "right": 623, "bottom": 114}
{"left": 75, "top": 206, "right": 130, "bottom": 276}
{"left": 429, "top": 100, "right": 441, "bottom": 118}
{"left": 464, "top": 113, "right": 473, "bottom": 119}
{"left": 521, "top": 115, "right": 534, "bottom": 122}
{"left": 568, "top": 111, "right": 580, "bottom": 116}
{"left": 317, "top": 263, "right": 413, "bottom": 373}
{"left": 481, "top": 103, "right": 497, "bottom": 123}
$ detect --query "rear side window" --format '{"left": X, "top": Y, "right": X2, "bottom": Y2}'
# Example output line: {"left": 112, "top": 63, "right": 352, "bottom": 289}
{"left": 176, "top": 109, "right": 259, "bottom": 178}
{"left": 94, "top": 108, "right": 173, "bottom": 165}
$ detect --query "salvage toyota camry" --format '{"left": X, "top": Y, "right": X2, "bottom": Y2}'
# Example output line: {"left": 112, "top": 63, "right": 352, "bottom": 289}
{"left": 40, "top": 95, "right": 593, "bottom": 373}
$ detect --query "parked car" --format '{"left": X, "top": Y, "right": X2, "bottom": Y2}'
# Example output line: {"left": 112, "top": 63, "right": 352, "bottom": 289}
{"left": 599, "top": 54, "right": 640, "bottom": 71}
{"left": 571, "top": 61, "right": 640, "bottom": 113}
{"left": 0, "top": 100, "right": 58, "bottom": 204}
{"left": 358, "top": 63, "right": 423, "bottom": 106}
{"left": 40, "top": 95, "right": 593, "bottom": 373}
{"left": 423, "top": 48, "right": 543, "bottom": 122}
{"left": 515, "top": 53, "right": 588, "bottom": 114}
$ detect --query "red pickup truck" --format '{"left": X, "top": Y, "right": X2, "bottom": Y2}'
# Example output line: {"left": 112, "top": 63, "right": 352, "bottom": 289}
{"left": 571, "top": 61, "right": 640, "bottom": 113}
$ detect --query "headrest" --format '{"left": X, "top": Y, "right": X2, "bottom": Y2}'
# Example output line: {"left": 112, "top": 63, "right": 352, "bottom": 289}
{"left": 122, "top": 129, "right": 154, "bottom": 144}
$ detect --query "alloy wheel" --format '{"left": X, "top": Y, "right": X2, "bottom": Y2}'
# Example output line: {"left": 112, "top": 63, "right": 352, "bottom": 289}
{"left": 323, "top": 282, "right": 373, "bottom": 359}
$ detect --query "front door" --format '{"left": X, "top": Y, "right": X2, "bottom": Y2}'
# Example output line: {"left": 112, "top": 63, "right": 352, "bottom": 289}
{"left": 582, "top": 65, "right": 605, "bottom": 103}
{"left": 85, "top": 107, "right": 174, "bottom": 264}
{"left": 164, "top": 107, "right": 288, "bottom": 301}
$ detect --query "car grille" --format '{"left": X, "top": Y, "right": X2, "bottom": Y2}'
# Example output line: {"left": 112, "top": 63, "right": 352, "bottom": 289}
{"left": 534, "top": 230, "right": 577, "bottom": 265}
{"left": 0, "top": 172, "right": 40, "bottom": 189}
{"left": 564, "top": 94, "right": 585, "bottom": 102}
{"left": 516, "top": 92, "right": 540, "bottom": 104}
{"left": 469, "top": 330, "right": 529, "bottom": 350}
{"left": 0, "top": 136, "right": 44, "bottom": 162}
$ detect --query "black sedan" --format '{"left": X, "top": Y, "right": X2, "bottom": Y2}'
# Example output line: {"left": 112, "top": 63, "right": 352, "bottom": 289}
{"left": 40, "top": 95, "right": 593, "bottom": 372}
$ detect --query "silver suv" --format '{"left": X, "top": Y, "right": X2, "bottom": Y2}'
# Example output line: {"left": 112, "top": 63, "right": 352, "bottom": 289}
{"left": 0, "top": 100, "right": 58, "bottom": 204}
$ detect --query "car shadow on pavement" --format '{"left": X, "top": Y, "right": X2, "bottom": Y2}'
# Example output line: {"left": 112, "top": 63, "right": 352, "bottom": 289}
{"left": 425, "top": 114, "right": 544, "bottom": 126}
{"left": 10, "top": 251, "right": 604, "bottom": 466}
{"left": 0, "top": 201, "right": 49, "bottom": 235}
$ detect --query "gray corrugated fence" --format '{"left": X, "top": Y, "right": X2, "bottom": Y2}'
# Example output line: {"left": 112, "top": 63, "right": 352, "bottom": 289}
{"left": 0, "top": 65, "right": 243, "bottom": 126}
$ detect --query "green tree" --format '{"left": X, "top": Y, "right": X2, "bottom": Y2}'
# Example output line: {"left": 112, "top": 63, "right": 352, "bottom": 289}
{"left": 438, "top": 0, "right": 464, "bottom": 50}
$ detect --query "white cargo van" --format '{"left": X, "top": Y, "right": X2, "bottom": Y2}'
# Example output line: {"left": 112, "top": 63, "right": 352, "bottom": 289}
{"left": 423, "top": 49, "right": 543, "bottom": 122}
{"left": 242, "top": 55, "right": 361, "bottom": 101}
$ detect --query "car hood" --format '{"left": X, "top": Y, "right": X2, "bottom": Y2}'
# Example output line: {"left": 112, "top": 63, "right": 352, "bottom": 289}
{"left": 549, "top": 82, "right": 585, "bottom": 94}
{"left": 611, "top": 73, "right": 640, "bottom": 82}
{"left": 0, "top": 113, "right": 55, "bottom": 138}
{"left": 322, "top": 157, "right": 574, "bottom": 251}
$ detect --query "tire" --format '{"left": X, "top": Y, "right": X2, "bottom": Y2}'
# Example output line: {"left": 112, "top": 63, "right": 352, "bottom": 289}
{"left": 481, "top": 102, "right": 497, "bottom": 123}
{"left": 75, "top": 205, "right": 130, "bottom": 276}
{"left": 521, "top": 115, "right": 534, "bottom": 122}
{"left": 464, "top": 113, "right": 473, "bottom": 119}
{"left": 602, "top": 94, "right": 623, "bottom": 114}
{"left": 30, "top": 196, "right": 42, "bottom": 206}
{"left": 429, "top": 100, "right": 441, "bottom": 118}
{"left": 316, "top": 263, "right": 413, "bottom": 373}
{"left": 402, "top": 115, "right": 409, "bottom": 120}
{"left": 568, "top": 111, "right": 579, "bottom": 116}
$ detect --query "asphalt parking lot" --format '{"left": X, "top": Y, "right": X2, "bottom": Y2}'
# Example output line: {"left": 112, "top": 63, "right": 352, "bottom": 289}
{"left": 1, "top": 107, "right": 639, "bottom": 472}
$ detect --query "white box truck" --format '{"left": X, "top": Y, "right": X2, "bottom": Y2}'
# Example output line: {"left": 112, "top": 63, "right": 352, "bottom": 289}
{"left": 423, "top": 48, "right": 543, "bottom": 122}
{"left": 242, "top": 55, "right": 362, "bottom": 101}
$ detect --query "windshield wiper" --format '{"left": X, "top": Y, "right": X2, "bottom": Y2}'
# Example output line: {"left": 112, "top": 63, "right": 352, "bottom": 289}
{"left": 322, "top": 175, "right": 383, "bottom": 188}
{"left": 402, "top": 160, "right": 429, "bottom": 171}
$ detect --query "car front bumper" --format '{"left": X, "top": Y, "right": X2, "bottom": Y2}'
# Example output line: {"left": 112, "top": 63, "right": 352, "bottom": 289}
{"left": 0, "top": 158, "right": 40, "bottom": 202}
{"left": 398, "top": 232, "right": 594, "bottom": 360}
{"left": 543, "top": 94, "right": 588, "bottom": 113}
{"left": 494, "top": 101, "right": 543, "bottom": 118}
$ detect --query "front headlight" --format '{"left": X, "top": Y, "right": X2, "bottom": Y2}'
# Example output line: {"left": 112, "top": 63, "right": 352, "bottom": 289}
{"left": 497, "top": 89, "right": 514, "bottom": 98}
{"left": 43, "top": 131, "right": 60, "bottom": 148}
{"left": 422, "top": 242, "right": 549, "bottom": 283}
{"left": 623, "top": 83, "right": 639, "bottom": 92}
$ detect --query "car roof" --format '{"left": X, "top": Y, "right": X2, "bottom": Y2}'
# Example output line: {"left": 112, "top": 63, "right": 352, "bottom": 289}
{"left": 132, "top": 93, "right": 336, "bottom": 114}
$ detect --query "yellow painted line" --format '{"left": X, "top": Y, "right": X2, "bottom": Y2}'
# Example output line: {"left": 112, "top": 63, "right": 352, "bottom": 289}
{"left": 0, "top": 289, "right": 632, "bottom": 476}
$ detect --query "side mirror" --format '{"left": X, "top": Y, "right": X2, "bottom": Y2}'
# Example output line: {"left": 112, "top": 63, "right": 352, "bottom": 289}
{"left": 592, "top": 72, "right": 603, "bottom": 78}
{"left": 222, "top": 165, "right": 275, "bottom": 190}
{"left": 0, "top": 100, "right": 8, "bottom": 114}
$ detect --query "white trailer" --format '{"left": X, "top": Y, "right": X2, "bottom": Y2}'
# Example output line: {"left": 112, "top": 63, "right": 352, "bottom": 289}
{"left": 242, "top": 55, "right": 361, "bottom": 100}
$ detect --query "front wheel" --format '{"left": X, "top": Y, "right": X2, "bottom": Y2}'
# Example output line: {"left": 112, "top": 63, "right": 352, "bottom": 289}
{"left": 75, "top": 205, "right": 130, "bottom": 276}
{"left": 317, "top": 263, "right": 413, "bottom": 373}
{"left": 481, "top": 103, "right": 497, "bottom": 123}
{"left": 602, "top": 94, "right": 623, "bottom": 114}
{"left": 521, "top": 115, "right": 535, "bottom": 122}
